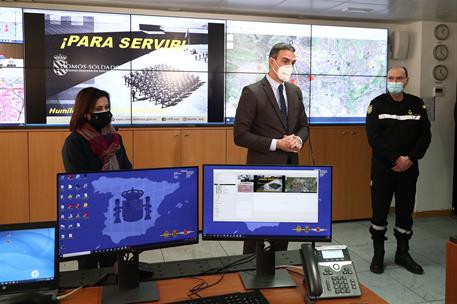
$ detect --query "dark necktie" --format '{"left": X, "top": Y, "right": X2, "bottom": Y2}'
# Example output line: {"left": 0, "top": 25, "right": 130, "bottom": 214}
{"left": 278, "top": 84, "right": 288, "bottom": 130}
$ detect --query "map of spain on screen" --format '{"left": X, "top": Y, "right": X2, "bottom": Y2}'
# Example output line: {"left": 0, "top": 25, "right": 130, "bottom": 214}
{"left": 91, "top": 177, "right": 179, "bottom": 243}
{"left": 58, "top": 168, "right": 198, "bottom": 257}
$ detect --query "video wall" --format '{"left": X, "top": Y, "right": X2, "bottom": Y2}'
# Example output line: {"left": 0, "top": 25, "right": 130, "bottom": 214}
{"left": 0, "top": 6, "right": 388, "bottom": 126}
{"left": 0, "top": 7, "right": 24, "bottom": 124}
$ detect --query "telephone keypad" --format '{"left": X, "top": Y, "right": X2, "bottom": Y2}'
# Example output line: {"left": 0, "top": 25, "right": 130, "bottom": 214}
{"left": 330, "top": 276, "right": 352, "bottom": 294}
{"left": 318, "top": 261, "right": 361, "bottom": 297}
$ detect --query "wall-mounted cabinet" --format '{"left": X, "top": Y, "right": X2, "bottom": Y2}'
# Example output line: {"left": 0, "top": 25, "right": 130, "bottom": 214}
{"left": 305, "top": 126, "right": 371, "bottom": 221}
{"left": 28, "top": 130, "right": 68, "bottom": 222}
{"left": 0, "top": 126, "right": 372, "bottom": 225}
{"left": 133, "top": 129, "right": 182, "bottom": 168}
{"left": 133, "top": 128, "right": 226, "bottom": 168}
{"left": 0, "top": 132, "right": 29, "bottom": 224}
{"left": 226, "top": 129, "right": 247, "bottom": 165}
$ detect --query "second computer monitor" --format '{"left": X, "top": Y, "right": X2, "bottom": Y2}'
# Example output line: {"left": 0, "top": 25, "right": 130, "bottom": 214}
{"left": 57, "top": 167, "right": 199, "bottom": 259}
{"left": 202, "top": 165, "right": 332, "bottom": 242}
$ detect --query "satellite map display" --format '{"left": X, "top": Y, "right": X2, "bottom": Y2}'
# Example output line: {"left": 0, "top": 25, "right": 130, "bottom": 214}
{"left": 0, "top": 61, "right": 24, "bottom": 124}
{"left": 225, "top": 21, "right": 311, "bottom": 122}
{"left": 0, "top": 7, "right": 24, "bottom": 125}
{"left": 225, "top": 22, "right": 387, "bottom": 124}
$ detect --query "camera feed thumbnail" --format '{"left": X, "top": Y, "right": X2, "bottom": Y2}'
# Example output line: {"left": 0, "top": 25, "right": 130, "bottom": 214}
{"left": 237, "top": 174, "right": 317, "bottom": 193}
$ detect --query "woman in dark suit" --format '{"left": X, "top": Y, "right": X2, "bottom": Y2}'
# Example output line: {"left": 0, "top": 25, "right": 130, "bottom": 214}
{"left": 62, "top": 87, "right": 131, "bottom": 172}
{"left": 62, "top": 87, "right": 132, "bottom": 268}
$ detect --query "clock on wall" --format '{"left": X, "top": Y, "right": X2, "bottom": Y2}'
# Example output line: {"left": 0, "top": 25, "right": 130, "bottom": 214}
{"left": 433, "top": 44, "right": 449, "bottom": 61}
{"left": 434, "top": 24, "right": 450, "bottom": 40}
{"left": 432, "top": 64, "right": 448, "bottom": 81}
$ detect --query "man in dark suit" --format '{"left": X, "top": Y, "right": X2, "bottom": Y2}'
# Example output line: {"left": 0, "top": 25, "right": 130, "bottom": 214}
{"left": 234, "top": 43, "right": 309, "bottom": 253}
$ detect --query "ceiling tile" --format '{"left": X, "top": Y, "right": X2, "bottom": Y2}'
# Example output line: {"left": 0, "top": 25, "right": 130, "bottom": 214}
{"left": 276, "top": 0, "right": 344, "bottom": 10}
{"left": 13, "top": 0, "right": 457, "bottom": 22}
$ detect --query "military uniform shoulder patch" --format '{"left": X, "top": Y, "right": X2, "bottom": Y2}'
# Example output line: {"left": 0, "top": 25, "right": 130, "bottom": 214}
{"left": 367, "top": 105, "right": 373, "bottom": 114}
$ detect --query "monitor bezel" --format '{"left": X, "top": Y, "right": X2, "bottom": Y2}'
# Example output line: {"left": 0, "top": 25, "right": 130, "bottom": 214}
{"left": 202, "top": 164, "right": 333, "bottom": 243}
{"left": 56, "top": 166, "right": 200, "bottom": 261}
{"left": 0, "top": 221, "right": 58, "bottom": 294}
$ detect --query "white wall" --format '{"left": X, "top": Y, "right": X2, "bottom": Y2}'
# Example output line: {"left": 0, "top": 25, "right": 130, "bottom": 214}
{"left": 3, "top": 3, "right": 456, "bottom": 212}
{"left": 416, "top": 22, "right": 456, "bottom": 211}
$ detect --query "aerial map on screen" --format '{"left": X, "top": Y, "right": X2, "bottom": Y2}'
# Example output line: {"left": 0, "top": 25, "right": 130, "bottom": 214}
{"left": 310, "top": 25, "right": 387, "bottom": 123}
{"left": 0, "top": 60, "right": 24, "bottom": 124}
{"left": 225, "top": 22, "right": 387, "bottom": 124}
{"left": 0, "top": 7, "right": 24, "bottom": 125}
{"left": 225, "top": 21, "right": 311, "bottom": 122}
{"left": 0, "top": 7, "right": 23, "bottom": 43}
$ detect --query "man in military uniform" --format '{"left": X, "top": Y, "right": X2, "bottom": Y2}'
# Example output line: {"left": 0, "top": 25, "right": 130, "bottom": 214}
{"left": 366, "top": 66, "right": 431, "bottom": 274}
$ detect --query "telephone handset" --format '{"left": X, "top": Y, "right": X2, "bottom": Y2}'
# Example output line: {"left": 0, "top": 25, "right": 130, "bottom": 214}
{"left": 300, "top": 244, "right": 362, "bottom": 300}
{"left": 300, "top": 243, "right": 323, "bottom": 297}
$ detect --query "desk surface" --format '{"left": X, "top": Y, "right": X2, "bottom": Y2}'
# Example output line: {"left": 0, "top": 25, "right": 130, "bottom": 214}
{"left": 60, "top": 271, "right": 387, "bottom": 304}
{"left": 446, "top": 240, "right": 457, "bottom": 304}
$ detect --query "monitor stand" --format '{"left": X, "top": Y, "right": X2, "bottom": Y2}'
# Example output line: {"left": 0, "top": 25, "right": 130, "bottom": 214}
{"left": 239, "top": 240, "right": 296, "bottom": 289}
{"left": 102, "top": 251, "right": 159, "bottom": 304}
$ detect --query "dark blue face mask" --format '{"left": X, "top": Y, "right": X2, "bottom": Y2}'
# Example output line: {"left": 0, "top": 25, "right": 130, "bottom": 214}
{"left": 90, "top": 110, "right": 112, "bottom": 130}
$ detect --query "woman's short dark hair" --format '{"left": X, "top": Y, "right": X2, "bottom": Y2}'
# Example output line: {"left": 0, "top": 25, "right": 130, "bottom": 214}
{"left": 269, "top": 43, "right": 296, "bottom": 58}
{"left": 69, "top": 87, "right": 110, "bottom": 131}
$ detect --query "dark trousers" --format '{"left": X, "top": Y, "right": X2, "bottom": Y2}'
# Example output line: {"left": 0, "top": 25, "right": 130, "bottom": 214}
{"left": 371, "top": 167, "right": 419, "bottom": 231}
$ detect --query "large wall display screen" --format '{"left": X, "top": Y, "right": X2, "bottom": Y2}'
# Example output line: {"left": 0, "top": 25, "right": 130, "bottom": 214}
{"left": 129, "top": 15, "right": 211, "bottom": 124}
{"left": 225, "top": 22, "right": 387, "bottom": 124}
{"left": 24, "top": 9, "right": 223, "bottom": 125}
{"left": 0, "top": 7, "right": 25, "bottom": 125}
{"left": 310, "top": 25, "right": 388, "bottom": 124}
{"left": 0, "top": 7, "right": 23, "bottom": 43}
{"left": 39, "top": 10, "right": 132, "bottom": 125}
{"left": 225, "top": 21, "right": 311, "bottom": 123}
{"left": 2, "top": 6, "right": 388, "bottom": 126}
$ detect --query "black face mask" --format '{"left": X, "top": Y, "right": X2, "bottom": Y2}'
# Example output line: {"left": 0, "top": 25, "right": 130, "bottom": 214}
{"left": 89, "top": 110, "right": 112, "bottom": 130}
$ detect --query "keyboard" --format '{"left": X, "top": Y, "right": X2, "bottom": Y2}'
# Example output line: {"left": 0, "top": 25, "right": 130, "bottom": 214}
{"left": 169, "top": 290, "right": 269, "bottom": 304}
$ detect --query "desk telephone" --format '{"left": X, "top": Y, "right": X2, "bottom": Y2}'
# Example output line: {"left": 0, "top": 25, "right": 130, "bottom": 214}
{"left": 300, "top": 244, "right": 362, "bottom": 300}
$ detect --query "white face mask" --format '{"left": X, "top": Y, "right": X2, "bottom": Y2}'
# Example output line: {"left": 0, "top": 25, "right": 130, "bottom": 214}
{"left": 273, "top": 60, "right": 294, "bottom": 82}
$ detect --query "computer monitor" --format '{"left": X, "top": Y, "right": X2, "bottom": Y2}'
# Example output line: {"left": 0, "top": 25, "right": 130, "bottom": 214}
{"left": 57, "top": 166, "right": 199, "bottom": 304}
{"left": 202, "top": 164, "right": 332, "bottom": 289}
{"left": 0, "top": 221, "right": 58, "bottom": 299}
